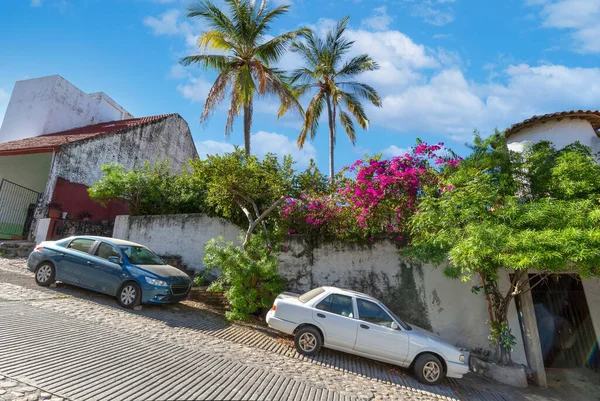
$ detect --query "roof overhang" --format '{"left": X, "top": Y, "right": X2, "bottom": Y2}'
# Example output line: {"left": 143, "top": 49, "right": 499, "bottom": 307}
{"left": 0, "top": 147, "right": 58, "bottom": 156}
{"left": 505, "top": 110, "right": 600, "bottom": 138}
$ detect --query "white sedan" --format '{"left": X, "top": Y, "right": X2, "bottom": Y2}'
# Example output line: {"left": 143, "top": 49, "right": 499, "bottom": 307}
{"left": 266, "top": 286, "right": 469, "bottom": 385}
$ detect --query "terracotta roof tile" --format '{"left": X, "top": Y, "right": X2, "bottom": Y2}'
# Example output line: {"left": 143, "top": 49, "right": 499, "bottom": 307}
{"left": 505, "top": 110, "right": 600, "bottom": 138}
{"left": 0, "top": 114, "right": 175, "bottom": 156}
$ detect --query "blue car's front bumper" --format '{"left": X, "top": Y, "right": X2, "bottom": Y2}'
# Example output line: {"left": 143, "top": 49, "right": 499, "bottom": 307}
{"left": 141, "top": 282, "right": 191, "bottom": 304}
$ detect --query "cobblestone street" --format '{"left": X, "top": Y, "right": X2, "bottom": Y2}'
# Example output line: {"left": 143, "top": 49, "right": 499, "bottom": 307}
{"left": 0, "top": 257, "right": 591, "bottom": 401}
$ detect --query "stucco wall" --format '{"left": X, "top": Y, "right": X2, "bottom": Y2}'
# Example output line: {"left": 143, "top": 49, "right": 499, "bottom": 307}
{"left": 507, "top": 119, "right": 600, "bottom": 153}
{"left": 0, "top": 152, "right": 53, "bottom": 192}
{"left": 48, "top": 114, "right": 196, "bottom": 188}
{"left": 111, "top": 212, "right": 529, "bottom": 363}
{"left": 279, "top": 238, "right": 528, "bottom": 364}
{"left": 0, "top": 75, "right": 132, "bottom": 143}
{"left": 112, "top": 214, "right": 241, "bottom": 270}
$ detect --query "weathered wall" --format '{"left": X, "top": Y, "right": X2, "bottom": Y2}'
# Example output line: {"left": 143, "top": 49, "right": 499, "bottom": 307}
{"left": 49, "top": 114, "right": 196, "bottom": 188}
{"left": 0, "top": 75, "right": 131, "bottom": 143}
{"left": 112, "top": 214, "right": 241, "bottom": 271}
{"left": 279, "top": 238, "right": 528, "bottom": 364}
{"left": 507, "top": 119, "right": 600, "bottom": 153}
{"left": 31, "top": 114, "right": 198, "bottom": 242}
{"left": 111, "top": 212, "right": 529, "bottom": 363}
{"left": 0, "top": 152, "right": 53, "bottom": 192}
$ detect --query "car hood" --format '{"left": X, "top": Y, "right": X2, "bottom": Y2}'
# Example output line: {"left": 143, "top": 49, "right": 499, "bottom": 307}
{"left": 409, "top": 325, "right": 455, "bottom": 347}
{"left": 134, "top": 264, "right": 191, "bottom": 281}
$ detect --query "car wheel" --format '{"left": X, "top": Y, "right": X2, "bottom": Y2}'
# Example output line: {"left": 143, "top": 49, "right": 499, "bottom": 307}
{"left": 294, "top": 326, "right": 322, "bottom": 356}
{"left": 414, "top": 354, "right": 445, "bottom": 385}
{"left": 117, "top": 282, "right": 141, "bottom": 309}
{"left": 34, "top": 263, "right": 56, "bottom": 287}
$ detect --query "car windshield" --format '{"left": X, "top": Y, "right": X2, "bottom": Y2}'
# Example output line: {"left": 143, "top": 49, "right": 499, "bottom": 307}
{"left": 119, "top": 246, "right": 165, "bottom": 265}
{"left": 298, "top": 287, "right": 325, "bottom": 303}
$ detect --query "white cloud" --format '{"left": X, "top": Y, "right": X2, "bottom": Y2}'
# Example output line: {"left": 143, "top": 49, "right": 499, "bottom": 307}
{"left": 361, "top": 6, "right": 393, "bottom": 31}
{"left": 527, "top": 0, "right": 600, "bottom": 53}
{"left": 370, "top": 63, "right": 600, "bottom": 140}
{"left": 177, "top": 76, "right": 213, "bottom": 102}
{"left": 30, "top": 0, "right": 42, "bottom": 7}
{"left": 196, "top": 131, "right": 316, "bottom": 167}
{"left": 405, "top": 0, "right": 457, "bottom": 26}
{"left": 195, "top": 140, "right": 236, "bottom": 158}
{"left": 143, "top": 9, "right": 182, "bottom": 36}
{"left": 382, "top": 145, "right": 410, "bottom": 158}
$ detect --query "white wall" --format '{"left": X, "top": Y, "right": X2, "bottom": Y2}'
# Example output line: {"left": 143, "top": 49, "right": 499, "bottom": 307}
{"left": 0, "top": 152, "right": 53, "bottom": 192}
{"left": 46, "top": 114, "right": 197, "bottom": 189}
{"left": 113, "top": 214, "right": 242, "bottom": 270}
{"left": 0, "top": 75, "right": 132, "bottom": 143}
{"left": 112, "top": 211, "right": 529, "bottom": 364}
{"left": 278, "top": 238, "right": 528, "bottom": 364}
{"left": 507, "top": 119, "right": 600, "bottom": 153}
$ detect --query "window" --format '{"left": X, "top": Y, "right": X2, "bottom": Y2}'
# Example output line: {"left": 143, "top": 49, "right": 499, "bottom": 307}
{"left": 357, "top": 298, "right": 395, "bottom": 328}
{"left": 316, "top": 294, "right": 354, "bottom": 318}
{"left": 95, "top": 243, "right": 121, "bottom": 261}
{"left": 67, "top": 238, "right": 95, "bottom": 254}
{"left": 120, "top": 246, "right": 165, "bottom": 265}
{"left": 299, "top": 287, "right": 325, "bottom": 303}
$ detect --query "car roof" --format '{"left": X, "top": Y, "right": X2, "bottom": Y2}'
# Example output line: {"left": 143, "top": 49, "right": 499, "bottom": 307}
{"left": 62, "top": 236, "right": 143, "bottom": 247}
{"left": 322, "top": 286, "right": 379, "bottom": 302}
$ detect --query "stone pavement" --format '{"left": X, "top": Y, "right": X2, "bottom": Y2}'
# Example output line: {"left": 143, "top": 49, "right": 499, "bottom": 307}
{"left": 0, "top": 257, "right": 591, "bottom": 401}
{"left": 0, "top": 375, "right": 62, "bottom": 401}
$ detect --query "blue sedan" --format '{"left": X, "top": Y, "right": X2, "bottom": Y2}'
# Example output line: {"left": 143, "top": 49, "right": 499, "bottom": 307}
{"left": 27, "top": 236, "right": 192, "bottom": 308}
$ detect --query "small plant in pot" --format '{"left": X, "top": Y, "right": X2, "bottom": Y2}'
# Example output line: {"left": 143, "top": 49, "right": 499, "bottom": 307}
{"left": 78, "top": 211, "right": 92, "bottom": 221}
{"left": 46, "top": 202, "right": 62, "bottom": 219}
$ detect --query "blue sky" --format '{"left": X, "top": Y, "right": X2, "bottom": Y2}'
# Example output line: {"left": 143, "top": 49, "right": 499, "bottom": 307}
{"left": 1, "top": 0, "right": 600, "bottom": 172}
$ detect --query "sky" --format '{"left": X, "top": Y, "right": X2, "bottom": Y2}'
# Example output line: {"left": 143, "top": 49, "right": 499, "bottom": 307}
{"left": 1, "top": 0, "right": 600, "bottom": 173}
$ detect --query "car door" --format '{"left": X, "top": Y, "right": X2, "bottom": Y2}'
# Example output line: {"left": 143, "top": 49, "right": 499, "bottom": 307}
{"left": 84, "top": 242, "right": 127, "bottom": 295}
{"left": 312, "top": 293, "right": 358, "bottom": 349}
{"left": 353, "top": 298, "right": 410, "bottom": 364}
{"left": 61, "top": 238, "right": 97, "bottom": 284}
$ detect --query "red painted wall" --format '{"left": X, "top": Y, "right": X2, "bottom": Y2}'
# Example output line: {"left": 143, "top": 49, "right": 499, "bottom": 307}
{"left": 51, "top": 177, "right": 127, "bottom": 221}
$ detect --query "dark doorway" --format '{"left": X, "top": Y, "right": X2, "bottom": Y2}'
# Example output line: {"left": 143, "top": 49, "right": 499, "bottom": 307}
{"left": 529, "top": 274, "right": 599, "bottom": 371}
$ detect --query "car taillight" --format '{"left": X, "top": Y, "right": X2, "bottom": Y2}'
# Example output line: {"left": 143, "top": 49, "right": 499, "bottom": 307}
{"left": 271, "top": 304, "right": 277, "bottom": 311}
{"left": 34, "top": 246, "right": 44, "bottom": 252}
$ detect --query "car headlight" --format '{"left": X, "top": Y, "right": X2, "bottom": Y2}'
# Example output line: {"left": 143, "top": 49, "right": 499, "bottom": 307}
{"left": 145, "top": 277, "right": 168, "bottom": 287}
{"left": 459, "top": 354, "right": 465, "bottom": 363}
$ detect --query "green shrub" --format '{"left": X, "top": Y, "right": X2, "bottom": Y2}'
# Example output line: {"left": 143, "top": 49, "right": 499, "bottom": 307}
{"left": 203, "top": 235, "right": 285, "bottom": 321}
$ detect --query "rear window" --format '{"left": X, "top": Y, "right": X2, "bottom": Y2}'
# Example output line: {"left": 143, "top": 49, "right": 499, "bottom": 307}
{"left": 298, "top": 287, "right": 325, "bottom": 303}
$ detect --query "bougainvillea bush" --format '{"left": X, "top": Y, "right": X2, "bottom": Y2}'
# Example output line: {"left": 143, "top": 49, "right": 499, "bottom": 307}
{"left": 279, "top": 141, "right": 461, "bottom": 241}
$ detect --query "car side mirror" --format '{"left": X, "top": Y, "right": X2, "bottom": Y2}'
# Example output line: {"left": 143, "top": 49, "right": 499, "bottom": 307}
{"left": 391, "top": 321, "right": 399, "bottom": 330}
{"left": 108, "top": 256, "right": 122, "bottom": 265}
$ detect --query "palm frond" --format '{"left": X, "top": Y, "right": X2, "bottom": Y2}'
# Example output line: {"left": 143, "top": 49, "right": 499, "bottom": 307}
{"left": 290, "top": 67, "right": 316, "bottom": 84}
{"left": 290, "top": 39, "right": 319, "bottom": 69}
{"left": 187, "top": 1, "right": 237, "bottom": 38}
{"left": 197, "top": 30, "right": 236, "bottom": 53}
{"left": 298, "top": 92, "right": 325, "bottom": 148}
{"left": 336, "top": 54, "right": 379, "bottom": 78}
{"left": 225, "top": 84, "right": 242, "bottom": 138}
{"left": 179, "top": 54, "right": 231, "bottom": 70}
{"left": 337, "top": 81, "right": 382, "bottom": 107}
{"left": 253, "top": 5, "right": 292, "bottom": 40}
{"left": 201, "top": 68, "right": 234, "bottom": 123}
{"left": 255, "top": 28, "right": 310, "bottom": 65}
{"left": 338, "top": 109, "right": 356, "bottom": 145}
{"left": 341, "top": 91, "right": 369, "bottom": 130}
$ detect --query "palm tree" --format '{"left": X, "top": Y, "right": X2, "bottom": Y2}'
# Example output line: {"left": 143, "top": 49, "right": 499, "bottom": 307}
{"left": 288, "top": 17, "right": 382, "bottom": 178}
{"left": 180, "top": 0, "right": 308, "bottom": 155}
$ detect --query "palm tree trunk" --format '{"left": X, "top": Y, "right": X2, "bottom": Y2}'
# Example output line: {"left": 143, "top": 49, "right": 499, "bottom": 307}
{"left": 244, "top": 100, "right": 253, "bottom": 155}
{"left": 325, "top": 95, "right": 335, "bottom": 179}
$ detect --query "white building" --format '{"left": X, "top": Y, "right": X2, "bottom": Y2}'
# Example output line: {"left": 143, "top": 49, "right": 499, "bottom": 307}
{"left": 0, "top": 75, "right": 133, "bottom": 144}
{"left": 0, "top": 75, "right": 197, "bottom": 242}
